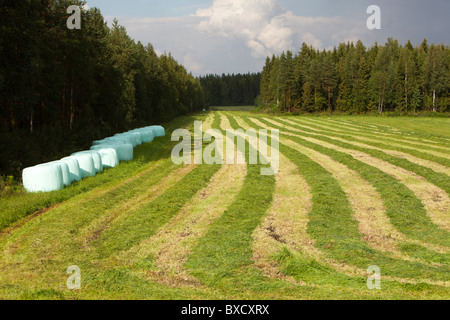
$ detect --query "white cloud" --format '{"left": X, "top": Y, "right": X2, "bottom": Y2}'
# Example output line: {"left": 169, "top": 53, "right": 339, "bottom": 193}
{"left": 103, "top": 0, "right": 377, "bottom": 75}
{"left": 193, "top": 0, "right": 367, "bottom": 59}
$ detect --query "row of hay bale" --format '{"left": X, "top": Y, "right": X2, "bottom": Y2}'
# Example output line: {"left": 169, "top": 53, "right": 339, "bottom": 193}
{"left": 22, "top": 126, "right": 165, "bottom": 193}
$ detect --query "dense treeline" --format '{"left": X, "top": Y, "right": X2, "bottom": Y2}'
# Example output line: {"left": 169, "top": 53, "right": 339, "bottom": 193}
{"left": 199, "top": 73, "right": 261, "bottom": 107}
{"left": 0, "top": 0, "right": 204, "bottom": 177}
{"left": 259, "top": 39, "right": 450, "bottom": 114}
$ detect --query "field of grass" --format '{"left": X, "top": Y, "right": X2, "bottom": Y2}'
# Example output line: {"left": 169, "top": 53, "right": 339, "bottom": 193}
{"left": 209, "top": 106, "right": 256, "bottom": 112}
{"left": 0, "top": 111, "right": 448, "bottom": 300}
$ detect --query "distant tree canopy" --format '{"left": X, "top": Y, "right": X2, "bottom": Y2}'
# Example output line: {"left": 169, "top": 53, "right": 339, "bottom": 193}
{"left": 199, "top": 73, "right": 261, "bottom": 107}
{"left": 260, "top": 39, "right": 450, "bottom": 114}
{"left": 0, "top": 0, "right": 204, "bottom": 176}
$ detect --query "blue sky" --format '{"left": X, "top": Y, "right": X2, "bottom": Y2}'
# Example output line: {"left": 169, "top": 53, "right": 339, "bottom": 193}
{"left": 85, "top": 0, "right": 450, "bottom": 76}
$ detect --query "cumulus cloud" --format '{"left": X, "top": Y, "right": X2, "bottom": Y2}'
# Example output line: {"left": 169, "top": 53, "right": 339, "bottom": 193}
{"left": 102, "top": 0, "right": 380, "bottom": 74}
{"left": 194, "top": 0, "right": 366, "bottom": 58}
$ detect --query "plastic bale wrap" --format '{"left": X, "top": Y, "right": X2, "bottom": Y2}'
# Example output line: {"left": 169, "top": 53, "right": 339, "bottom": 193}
{"left": 22, "top": 163, "right": 64, "bottom": 193}
{"left": 148, "top": 126, "right": 165, "bottom": 137}
{"left": 91, "top": 143, "right": 133, "bottom": 162}
{"left": 114, "top": 133, "right": 139, "bottom": 148}
{"left": 97, "top": 148, "right": 119, "bottom": 168}
{"left": 60, "top": 157, "right": 82, "bottom": 182}
{"left": 45, "top": 161, "right": 71, "bottom": 187}
{"left": 72, "top": 151, "right": 103, "bottom": 173}
{"left": 134, "top": 128, "right": 154, "bottom": 143}
{"left": 124, "top": 132, "right": 143, "bottom": 147}
{"left": 70, "top": 153, "right": 96, "bottom": 178}
{"left": 105, "top": 136, "right": 132, "bottom": 145}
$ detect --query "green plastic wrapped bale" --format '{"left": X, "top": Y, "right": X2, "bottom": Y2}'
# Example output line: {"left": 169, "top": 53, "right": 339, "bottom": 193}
{"left": 22, "top": 162, "right": 64, "bottom": 193}
{"left": 60, "top": 157, "right": 82, "bottom": 182}
{"left": 97, "top": 148, "right": 119, "bottom": 168}
{"left": 91, "top": 143, "right": 133, "bottom": 162}
{"left": 70, "top": 153, "right": 96, "bottom": 178}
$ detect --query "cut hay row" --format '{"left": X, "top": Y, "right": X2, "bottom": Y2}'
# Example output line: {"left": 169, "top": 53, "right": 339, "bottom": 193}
{"left": 306, "top": 117, "right": 450, "bottom": 149}
{"left": 232, "top": 115, "right": 449, "bottom": 287}
{"left": 263, "top": 117, "right": 450, "bottom": 191}
{"left": 237, "top": 115, "right": 448, "bottom": 281}
{"left": 288, "top": 117, "right": 450, "bottom": 159}
{"left": 331, "top": 118, "right": 450, "bottom": 145}
{"left": 260, "top": 117, "right": 450, "bottom": 234}
{"left": 237, "top": 118, "right": 448, "bottom": 253}
{"left": 253, "top": 117, "right": 450, "bottom": 245}
{"left": 111, "top": 163, "right": 247, "bottom": 289}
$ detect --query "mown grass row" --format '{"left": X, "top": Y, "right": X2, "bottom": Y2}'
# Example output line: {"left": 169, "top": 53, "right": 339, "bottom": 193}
{"left": 301, "top": 117, "right": 450, "bottom": 151}
{"left": 254, "top": 116, "right": 450, "bottom": 247}
{"left": 286, "top": 117, "right": 450, "bottom": 167}
{"left": 228, "top": 114, "right": 449, "bottom": 298}
{"left": 240, "top": 116, "right": 450, "bottom": 283}
{"left": 326, "top": 117, "right": 450, "bottom": 145}
{"left": 264, "top": 117, "right": 450, "bottom": 195}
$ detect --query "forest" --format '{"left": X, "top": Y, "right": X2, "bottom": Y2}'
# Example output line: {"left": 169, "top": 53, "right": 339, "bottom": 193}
{"left": 199, "top": 73, "right": 261, "bottom": 107}
{"left": 259, "top": 39, "right": 450, "bottom": 114}
{"left": 0, "top": 0, "right": 204, "bottom": 177}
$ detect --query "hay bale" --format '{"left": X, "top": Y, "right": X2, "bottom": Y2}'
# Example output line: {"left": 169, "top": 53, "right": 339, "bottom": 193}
{"left": 44, "top": 161, "right": 71, "bottom": 187}
{"left": 22, "top": 162, "right": 64, "bottom": 193}
{"left": 114, "top": 133, "right": 140, "bottom": 148}
{"left": 60, "top": 157, "right": 82, "bottom": 182}
{"left": 91, "top": 143, "right": 133, "bottom": 162}
{"left": 97, "top": 148, "right": 119, "bottom": 168}
{"left": 70, "top": 153, "right": 96, "bottom": 178}
{"left": 72, "top": 151, "right": 103, "bottom": 173}
{"left": 148, "top": 126, "right": 165, "bottom": 137}
{"left": 132, "top": 128, "right": 154, "bottom": 143}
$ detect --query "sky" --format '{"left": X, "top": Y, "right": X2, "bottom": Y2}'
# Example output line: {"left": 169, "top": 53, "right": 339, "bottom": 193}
{"left": 84, "top": 0, "right": 450, "bottom": 76}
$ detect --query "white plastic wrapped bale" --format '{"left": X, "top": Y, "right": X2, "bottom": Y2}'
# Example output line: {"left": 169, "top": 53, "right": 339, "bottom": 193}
{"left": 114, "top": 133, "right": 140, "bottom": 148}
{"left": 44, "top": 161, "right": 71, "bottom": 187}
{"left": 148, "top": 126, "right": 165, "bottom": 137}
{"left": 72, "top": 151, "right": 103, "bottom": 173}
{"left": 22, "top": 162, "right": 64, "bottom": 193}
{"left": 91, "top": 143, "right": 133, "bottom": 162}
{"left": 96, "top": 148, "right": 119, "bottom": 168}
{"left": 133, "top": 128, "right": 154, "bottom": 143}
{"left": 70, "top": 152, "right": 96, "bottom": 178}
{"left": 60, "top": 157, "right": 82, "bottom": 182}
{"left": 125, "top": 132, "right": 143, "bottom": 147}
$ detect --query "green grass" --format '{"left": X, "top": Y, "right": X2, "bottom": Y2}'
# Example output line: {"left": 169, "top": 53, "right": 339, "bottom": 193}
{"left": 0, "top": 111, "right": 448, "bottom": 300}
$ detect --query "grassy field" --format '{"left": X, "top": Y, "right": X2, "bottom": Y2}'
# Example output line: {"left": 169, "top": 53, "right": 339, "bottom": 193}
{"left": 0, "top": 110, "right": 448, "bottom": 300}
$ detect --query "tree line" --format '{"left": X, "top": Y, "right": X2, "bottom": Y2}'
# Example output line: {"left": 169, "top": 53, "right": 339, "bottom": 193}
{"left": 0, "top": 0, "right": 204, "bottom": 177}
{"left": 199, "top": 73, "right": 261, "bottom": 107}
{"left": 259, "top": 38, "right": 450, "bottom": 114}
